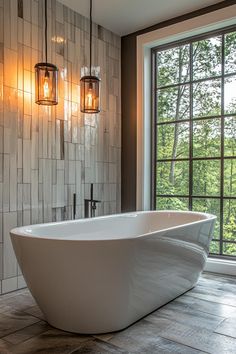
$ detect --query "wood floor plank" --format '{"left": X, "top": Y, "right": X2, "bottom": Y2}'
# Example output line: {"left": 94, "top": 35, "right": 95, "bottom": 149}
{"left": 108, "top": 319, "right": 204, "bottom": 353}
{"left": 148, "top": 300, "right": 225, "bottom": 331}
{"left": 22, "top": 304, "right": 46, "bottom": 321}
{"left": 2, "top": 320, "right": 50, "bottom": 345}
{"left": 0, "top": 311, "right": 39, "bottom": 339}
{"left": 202, "top": 273, "right": 236, "bottom": 285}
{"left": 176, "top": 294, "right": 236, "bottom": 319}
{"left": 157, "top": 320, "right": 236, "bottom": 354}
{"left": 0, "top": 291, "right": 36, "bottom": 313}
{"left": 0, "top": 338, "right": 14, "bottom": 354}
{"left": 196, "top": 278, "right": 236, "bottom": 295}
{"left": 5, "top": 329, "right": 90, "bottom": 354}
{"left": 71, "top": 339, "right": 129, "bottom": 354}
{"left": 214, "top": 317, "right": 236, "bottom": 338}
{"left": 187, "top": 286, "right": 236, "bottom": 307}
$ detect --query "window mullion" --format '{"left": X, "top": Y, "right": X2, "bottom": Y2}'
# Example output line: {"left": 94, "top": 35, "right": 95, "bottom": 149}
{"left": 220, "top": 34, "right": 225, "bottom": 256}
{"left": 152, "top": 50, "right": 157, "bottom": 210}
{"left": 189, "top": 43, "right": 193, "bottom": 210}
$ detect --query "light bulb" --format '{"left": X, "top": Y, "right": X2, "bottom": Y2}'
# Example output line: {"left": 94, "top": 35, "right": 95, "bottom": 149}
{"left": 86, "top": 91, "right": 93, "bottom": 108}
{"left": 85, "top": 86, "right": 94, "bottom": 109}
{"left": 43, "top": 74, "right": 50, "bottom": 99}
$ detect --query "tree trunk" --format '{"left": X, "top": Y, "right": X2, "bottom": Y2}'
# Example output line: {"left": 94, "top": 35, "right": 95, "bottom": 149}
{"left": 169, "top": 49, "right": 184, "bottom": 184}
{"left": 169, "top": 44, "right": 200, "bottom": 184}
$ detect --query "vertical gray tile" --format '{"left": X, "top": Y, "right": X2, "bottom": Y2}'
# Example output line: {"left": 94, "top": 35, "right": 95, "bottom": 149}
{"left": 0, "top": 152, "right": 2, "bottom": 182}
{"left": 3, "top": 154, "right": 10, "bottom": 212}
{"left": 10, "top": 0, "right": 17, "bottom": 50}
{"left": 3, "top": 0, "right": 10, "bottom": 47}
{"left": 0, "top": 43, "right": 3, "bottom": 63}
{"left": 9, "top": 153, "right": 17, "bottom": 211}
{"left": 3, "top": 211, "right": 17, "bottom": 278}
{"left": 2, "top": 276, "right": 17, "bottom": 293}
{"left": 23, "top": 0, "right": 31, "bottom": 22}
{"left": 0, "top": 7, "right": 3, "bottom": 44}
{"left": 23, "top": 140, "right": 31, "bottom": 183}
{"left": 0, "top": 243, "right": 2, "bottom": 280}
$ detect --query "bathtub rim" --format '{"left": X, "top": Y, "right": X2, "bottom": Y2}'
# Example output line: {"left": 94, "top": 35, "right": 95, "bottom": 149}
{"left": 10, "top": 210, "right": 216, "bottom": 242}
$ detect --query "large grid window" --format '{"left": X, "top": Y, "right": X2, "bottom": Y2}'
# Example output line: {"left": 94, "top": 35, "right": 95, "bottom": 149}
{"left": 152, "top": 26, "right": 236, "bottom": 258}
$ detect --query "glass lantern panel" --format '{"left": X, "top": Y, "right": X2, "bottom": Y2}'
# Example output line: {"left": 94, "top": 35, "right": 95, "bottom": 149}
{"left": 35, "top": 64, "right": 58, "bottom": 105}
{"left": 80, "top": 77, "right": 100, "bottom": 113}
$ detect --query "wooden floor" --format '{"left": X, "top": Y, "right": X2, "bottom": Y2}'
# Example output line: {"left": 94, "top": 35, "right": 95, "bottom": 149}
{"left": 0, "top": 273, "right": 236, "bottom": 354}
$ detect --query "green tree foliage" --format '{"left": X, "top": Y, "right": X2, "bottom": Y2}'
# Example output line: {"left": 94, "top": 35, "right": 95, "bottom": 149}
{"left": 156, "top": 31, "right": 236, "bottom": 256}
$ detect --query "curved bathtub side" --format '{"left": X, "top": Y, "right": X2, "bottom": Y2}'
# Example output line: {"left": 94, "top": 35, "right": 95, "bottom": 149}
{"left": 10, "top": 214, "right": 215, "bottom": 334}
{"left": 126, "top": 218, "right": 215, "bottom": 321}
{"left": 10, "top": 234, "right": 137, "bottom": 333}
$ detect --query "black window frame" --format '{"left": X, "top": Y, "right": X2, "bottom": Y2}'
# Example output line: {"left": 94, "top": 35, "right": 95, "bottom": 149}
{"left": 151, "top": 25, "right": 236, "bottom": 260}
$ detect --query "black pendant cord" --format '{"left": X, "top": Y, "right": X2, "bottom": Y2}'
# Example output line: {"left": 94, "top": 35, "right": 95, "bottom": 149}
{"left": 45, "top": 0, "right": 48, "bottom": 63}
{"left": 89, "top": 0, "right": 92, "bottom": 76}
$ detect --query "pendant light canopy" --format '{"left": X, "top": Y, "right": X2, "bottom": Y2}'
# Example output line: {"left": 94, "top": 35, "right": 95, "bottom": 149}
{"left": 80, "top": 0, "right": 100, "bottom": 114}
{"left": 35, "top": 0, "right": 58, "bottom": 105}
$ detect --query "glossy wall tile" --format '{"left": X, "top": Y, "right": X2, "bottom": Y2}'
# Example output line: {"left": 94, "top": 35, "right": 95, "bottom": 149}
{"left": 0, "top": 0, "right": 121, "bottom": 294}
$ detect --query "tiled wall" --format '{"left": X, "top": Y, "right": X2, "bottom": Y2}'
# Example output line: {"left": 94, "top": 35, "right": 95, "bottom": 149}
{"left": 0, "top": 0, "right": 121, "bottom": 293}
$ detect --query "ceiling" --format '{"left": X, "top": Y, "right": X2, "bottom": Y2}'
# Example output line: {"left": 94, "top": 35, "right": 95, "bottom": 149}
{"left": 59, "top": 0, "right": 223, "bottom": 36}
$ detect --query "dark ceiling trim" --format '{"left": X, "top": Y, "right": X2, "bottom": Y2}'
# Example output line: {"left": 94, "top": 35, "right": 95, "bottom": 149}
{"left": 122, "top": 0, "right": 236, "bottom": 39}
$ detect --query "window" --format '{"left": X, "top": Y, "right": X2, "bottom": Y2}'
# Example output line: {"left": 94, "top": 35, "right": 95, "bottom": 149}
{"left": 152, "top": 26, "right": 236, "bottom": 258}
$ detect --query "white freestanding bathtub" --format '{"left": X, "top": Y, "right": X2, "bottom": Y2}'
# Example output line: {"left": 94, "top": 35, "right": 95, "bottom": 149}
{"left": 10, "top": 210, "right": 216, "bottom": 334}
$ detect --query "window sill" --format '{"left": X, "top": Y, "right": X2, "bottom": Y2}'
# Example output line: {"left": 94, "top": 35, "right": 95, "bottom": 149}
{"left": 205, "top": 257, "right": 236, "bottom": 276}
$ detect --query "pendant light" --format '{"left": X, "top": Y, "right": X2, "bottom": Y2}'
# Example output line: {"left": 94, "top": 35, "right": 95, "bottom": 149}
{"left": 35, "top": 0, "right": 58, "bottom": 105}
{"left": 80, "top": 0, "right": 100, "bottom": 114}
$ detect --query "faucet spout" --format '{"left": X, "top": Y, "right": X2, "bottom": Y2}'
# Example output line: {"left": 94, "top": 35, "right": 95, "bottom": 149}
{"left": 84, "top": 184, "right": 101, "bottom": 218}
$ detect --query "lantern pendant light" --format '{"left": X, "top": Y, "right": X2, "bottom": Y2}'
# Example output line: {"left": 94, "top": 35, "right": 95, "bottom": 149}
{"left": 35, "top": 0, "right": 58, "bottom": 105}
{"left": 80, "top": 0, "right": 100, "bottom": 113}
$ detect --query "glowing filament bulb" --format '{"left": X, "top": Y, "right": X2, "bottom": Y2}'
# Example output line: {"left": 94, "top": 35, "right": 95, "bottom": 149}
{"left": 86, "top": 91, "right": 93, "bottom": 108}
{"left": 85, "top": 83, "right": 95, "bottom": 110}
{"left": 43, "top": 70, "right": 50, "bottom": 99}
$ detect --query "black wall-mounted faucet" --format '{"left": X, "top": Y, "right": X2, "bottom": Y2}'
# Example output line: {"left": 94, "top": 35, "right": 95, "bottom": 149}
{"left": 73, "top": 193, "right": 76, "bottom": 219}
{"left": 84, "top": 184, "right": 101, "bottom": 218}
